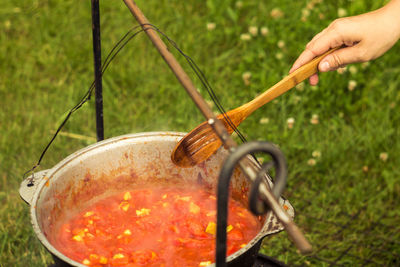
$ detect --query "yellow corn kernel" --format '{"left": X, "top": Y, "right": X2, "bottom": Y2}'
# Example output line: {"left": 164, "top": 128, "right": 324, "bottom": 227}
{"left": 82, "top": 259, "right": 91, "bottom": 265}
{"left": 177, "top": 196, "right": 191, "bottom": 201}
{"left": 205, "top": 222, "right": 216, "bottom": 235}
{"left": 189, "top": 202, "right": 200, "bottom": 214}
{"left": 123, "top": 191, "right": 132, "bottom": 201}
{"left": 123, "top": 229, "right": 132, "bottom": 235}
{"left": 136, "top": 208, "right": 151, "bottom": 217}
{"left": 226, "top": 225, "right": 233, "bottom": 233}
{"left": 86, "top": 233, "right": 95, "bottom": 239}
{"left": 199, "top": 261, "right": 212, "bottom": 266}
{"left": 89, "top": 254, "right": 99, "bottom": 261}
{"left": 83, "top": 211, "right": 94, "bottom": 217}
{"left": 113, "top": 253, "right": 125, "bottom": 259}
{"left": 206, "top": 210, "right": 216, "bottom": 217}
{"left": 72, "top": 235, "right": 83, "bottom": 242}
{"left": 99, "top": 256, "right": 108, "bottom": 264}
{"left": 119, "top": 201, "right": 130, "bottom": 212}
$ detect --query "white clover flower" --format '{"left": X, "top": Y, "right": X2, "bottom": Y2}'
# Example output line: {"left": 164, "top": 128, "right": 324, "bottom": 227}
{"left": 337, "top": 66, "right": 347, "bottom": 74}
{"left": 270, "top": 8, "right": 284, "bottom": 19}
{"left": 302, "top": 8, "right": 310, "bottom": 18}
{"left": 277, "top": 40, "right": 285, "bottom": 49}
{"left": 361, "top": 62, "right": 370, "bottom": 69}
{"left": 205, "top": 99, "right": 215, "bottom": 109}
{"left": 248, "top": 26, "right": 258, "bottom": 36}
{"left": 379, "top": 152, "right": 388, "bottom": 162}
{"left": 349, "top": 65, "right": 357, "bottom": 74}
{"left": 4, "top": 20, "right": 11, "bottom": 30}
{"left": 338, "top": 8, "right": 347, "bottom": 17}
{"left": 275, "top": 52, "right": 284, "bottom": 60}
{"left": 294, "top": 95, "right": 302, "bottom": 104}
{"left": 310, "top": 114, "right": 319, "bottom": 125}
{"left": 242, "top": 72, "right": 252, "bottom": 86}
{"left": 240, "top": 33, "right": 251, "bottom": 41}
{"left": 235, "top": 1, "right": 243, "bottom": 8}
{"left": 307, "top": 158, "right": 316, "bottom": 166}
{"left": 296, "top": 82, "right": 305, "bottom": 91}
{"left": 287, "top": 117, "right": 295, "bottom": 129}
{"left": 348, "top": 80, "right": 357, "bottom": 91}
{"left": 260, "top": 27, "right": 269, "bottom": 36}
{"left": 362, "top": 166, "right": 369, "bottom": 173}
{"left": 259, "top": 117, "right": 270, "bottom": 124}
{"left": 206, "top": 22, "right": 216, "bottom": 31}
{"left": 312, "top": 150, "right": 321, "bottom": 158}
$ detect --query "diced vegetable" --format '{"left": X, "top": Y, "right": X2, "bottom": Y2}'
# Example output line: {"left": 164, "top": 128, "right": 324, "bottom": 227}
{"left": 83, "top": 211, "right": 94, "bottom": 217}
{"left": 119, "top": 201, "right": 130, "bottom": 212}
{"left": 189, "top": 202, "right": 200, "bottom": 214}
{"left": 72, "top": 235, "right": 83, "bottom": 242}
{"left": 136, "top": 208, "right": 151, "bottom": 217}
{"left": 123, "top": 192, "right": 132, "bottom": 201}
{"left": 205, "top": 222, "right": 216, "bottom": 235}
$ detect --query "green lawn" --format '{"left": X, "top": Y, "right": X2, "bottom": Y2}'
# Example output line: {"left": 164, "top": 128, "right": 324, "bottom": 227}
{"left": 1, "top": 0, "right": 399, "bottom": 266}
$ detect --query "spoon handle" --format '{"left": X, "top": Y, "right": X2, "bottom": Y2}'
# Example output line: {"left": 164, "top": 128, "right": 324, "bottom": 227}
{"left": 242, "top": 47, "right": 339, "bottom": 115}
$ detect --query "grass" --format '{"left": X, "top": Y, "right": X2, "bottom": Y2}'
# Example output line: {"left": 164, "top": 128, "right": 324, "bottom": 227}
{"left": 1, "top": 0, "right": 399, "bottom": 266}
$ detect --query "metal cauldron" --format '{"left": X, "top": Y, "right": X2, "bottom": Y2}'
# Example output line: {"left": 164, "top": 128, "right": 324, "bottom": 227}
{"left": 20, "top": 132, "right": 293, "bottom": 266}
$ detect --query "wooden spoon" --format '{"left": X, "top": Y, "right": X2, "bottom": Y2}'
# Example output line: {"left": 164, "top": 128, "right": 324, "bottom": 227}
{"left": 171, "top": 48, "right": 337, "bottom": 167}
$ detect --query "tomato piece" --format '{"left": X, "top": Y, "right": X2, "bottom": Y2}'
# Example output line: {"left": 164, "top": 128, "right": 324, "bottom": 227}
{"left": 186, "top": 219, "right": 207, "bottom": 238}
{"left": 228, "top": 228, "right": 244, "bottom": 241}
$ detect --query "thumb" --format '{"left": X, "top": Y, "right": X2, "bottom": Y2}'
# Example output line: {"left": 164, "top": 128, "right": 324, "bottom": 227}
{"left": 318, "top": 46, "right": 362, "bottom": 72}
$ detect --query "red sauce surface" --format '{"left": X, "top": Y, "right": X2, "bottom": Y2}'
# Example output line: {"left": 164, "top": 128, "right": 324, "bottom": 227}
{"left": 56, "top": 186, "right": 262, "bottom": 267}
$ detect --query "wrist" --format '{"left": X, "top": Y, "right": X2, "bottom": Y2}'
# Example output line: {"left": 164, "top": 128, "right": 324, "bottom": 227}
{"left": 382, "top": 0, "right": 400, "bottom": 39}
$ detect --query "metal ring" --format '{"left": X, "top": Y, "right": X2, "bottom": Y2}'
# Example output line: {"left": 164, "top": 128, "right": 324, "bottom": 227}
{"left": 216, "top": 141, "right": 287, "bottom": 267}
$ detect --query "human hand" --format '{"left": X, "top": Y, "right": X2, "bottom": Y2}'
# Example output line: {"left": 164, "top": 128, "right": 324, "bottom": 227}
{"left": 290, "top": 0, "right": 400, "bottom": 85}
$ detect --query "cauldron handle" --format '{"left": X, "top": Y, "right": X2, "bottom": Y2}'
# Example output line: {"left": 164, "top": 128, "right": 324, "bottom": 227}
{"left": 216, "top": 141, "right": 287, "bottom": 266}
{"left": 19, "top": 170, "right": 49, "bottom": 205}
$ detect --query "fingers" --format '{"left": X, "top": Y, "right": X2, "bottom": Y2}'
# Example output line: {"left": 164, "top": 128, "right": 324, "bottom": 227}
{"left": 289, "top": 49, "right": 318, "bottom": 73}
{"left": 290, "top": 18, "right": 363, "bottom": 85}
{"left": 309, "top": 74, "right": 319, "bottom": 86}
{"left": 318, "top": 45, "right": 363, "bottom": 72}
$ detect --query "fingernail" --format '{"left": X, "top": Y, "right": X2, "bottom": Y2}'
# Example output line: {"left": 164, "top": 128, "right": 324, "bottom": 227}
{"left": 320, "top": 61, "right": 330, "bottom": 72}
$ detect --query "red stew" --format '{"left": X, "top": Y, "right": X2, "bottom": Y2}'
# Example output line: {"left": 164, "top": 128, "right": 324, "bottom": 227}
{"left": 56, "top": 186, "right": 261, "bottom": 267}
